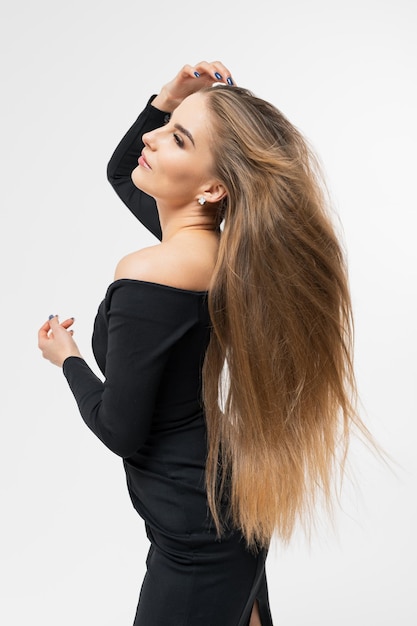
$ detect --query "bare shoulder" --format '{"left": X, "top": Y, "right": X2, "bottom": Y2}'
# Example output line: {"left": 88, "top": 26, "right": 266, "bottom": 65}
{"left": 114, "top": 246, "right": 158, "bottom": 282}
{"left": 114, "top": 236, "right": 218, "bottom": 291}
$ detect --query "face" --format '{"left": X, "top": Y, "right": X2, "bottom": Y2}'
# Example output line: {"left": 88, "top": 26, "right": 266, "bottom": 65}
{"left": 131, "top": 92, "right": 219, "bottom": 208}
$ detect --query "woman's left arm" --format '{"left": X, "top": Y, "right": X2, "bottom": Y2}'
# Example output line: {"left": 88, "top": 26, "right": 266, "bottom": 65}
{"left": 107, "top": 97, "right": 167, "bottom": 239}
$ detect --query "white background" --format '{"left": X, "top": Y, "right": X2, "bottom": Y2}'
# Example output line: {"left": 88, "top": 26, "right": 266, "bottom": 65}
{"left": 1, "top": 0, "right": 416, "bottom": 624}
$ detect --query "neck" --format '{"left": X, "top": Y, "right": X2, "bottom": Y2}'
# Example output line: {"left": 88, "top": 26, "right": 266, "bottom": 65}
{"left": 157, "top": 201, "right": 219, "bottom": 242}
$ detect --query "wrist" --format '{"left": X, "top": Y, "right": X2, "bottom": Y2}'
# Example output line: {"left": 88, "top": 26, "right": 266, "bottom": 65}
{"left": 60, "top": 347, "right": 83, "bottom": 367}
{"left": 151, "top": 87, "right": 181, "bottom": 113}
{"left": 62, "top": 353, "right": 83, "bottom": 368}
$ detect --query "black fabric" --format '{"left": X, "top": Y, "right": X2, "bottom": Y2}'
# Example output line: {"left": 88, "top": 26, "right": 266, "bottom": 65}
{"left": 62, "top": 98, "right": 274, "bottom": 625}
{"left": 107, "top": 96, "right": 164, "bottom": 240}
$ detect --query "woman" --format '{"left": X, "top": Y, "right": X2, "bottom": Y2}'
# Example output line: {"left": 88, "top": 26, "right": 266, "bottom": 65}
{"left": 38, "top": 61, "right": 364, "bottom": 625}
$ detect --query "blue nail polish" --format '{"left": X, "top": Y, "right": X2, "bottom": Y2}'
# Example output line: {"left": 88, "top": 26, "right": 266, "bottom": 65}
{"left": 194, "top": 71, "right": 200, "bottom": 78}
{"left": 227, "top": 77, "right": 234, "bottom": 85}
{"left": 48, "top": 314, "right": 55, "bottom": 320}
{"left": 214, "top": 72, "right": 222, "bottom": 80}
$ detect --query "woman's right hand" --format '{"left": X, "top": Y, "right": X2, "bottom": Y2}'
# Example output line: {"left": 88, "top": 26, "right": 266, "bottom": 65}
{"left": 152, "top": 61, "right": 235, "bottom": 112}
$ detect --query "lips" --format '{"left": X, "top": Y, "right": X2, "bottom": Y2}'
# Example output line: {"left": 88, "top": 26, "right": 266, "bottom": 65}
{"left": 138, "top": 152, "right": 151, "bottom": 170}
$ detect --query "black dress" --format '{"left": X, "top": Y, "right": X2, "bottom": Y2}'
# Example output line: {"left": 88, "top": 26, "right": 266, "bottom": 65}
{"left": 62, "top": 97, "right": 274, "bottom": 626}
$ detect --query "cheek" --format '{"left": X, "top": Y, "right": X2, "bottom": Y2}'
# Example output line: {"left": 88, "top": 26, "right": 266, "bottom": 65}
{"left": 158, "top": 155, "right": 199, "bottom": 187}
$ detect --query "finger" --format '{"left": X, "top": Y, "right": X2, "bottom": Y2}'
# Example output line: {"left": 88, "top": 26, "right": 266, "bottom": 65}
{"left": 39, "top": 314, "right": 60, "bottom": 344}
{"left": 180, "top": 63, "right": 202, "bottom": 80}
{"left": 61, "top": 317, "right": 75, "bottom": 330}
{"left": 211, "top": 60, "right": 235, "bottom": 85}
{"left": 193, "top": 61, "right": 219, "bottom": 81}
{"left": 48, "top": 314, "right": 60, "bottom": 329}
{"left": 193, "top": 61, "right": 234, "bottom": 86}
{"left": 39, "top": 319, "right": 51, "bottom": 333}
{"left": 38, "top": 322, "right": 50, "bottom": 344}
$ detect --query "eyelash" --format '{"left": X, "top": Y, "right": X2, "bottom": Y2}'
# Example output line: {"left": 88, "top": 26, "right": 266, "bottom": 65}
{"left": 163, "top": 116, "right": 184, "bottom": 148}
{"left": 173, "top": 133, "right": 184, "bottom": 148}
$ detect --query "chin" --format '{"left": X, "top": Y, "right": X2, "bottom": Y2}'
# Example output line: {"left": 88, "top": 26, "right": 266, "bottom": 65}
{"left": 131, "top": 165, "right": 146, "bottom": 191}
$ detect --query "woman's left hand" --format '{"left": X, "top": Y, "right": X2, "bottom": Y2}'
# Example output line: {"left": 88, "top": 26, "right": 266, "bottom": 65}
{"left": 38, "top": 315, "right": 82, "bottom": 367}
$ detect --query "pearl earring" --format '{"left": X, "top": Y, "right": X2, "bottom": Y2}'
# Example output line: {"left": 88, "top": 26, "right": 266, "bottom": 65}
{"left": 198, "top": 197, "right": 206, "bottom": 206}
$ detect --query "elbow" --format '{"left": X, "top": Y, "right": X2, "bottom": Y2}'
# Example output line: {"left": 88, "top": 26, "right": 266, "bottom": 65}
{"left": 111, "top": 438, "right": 147, "bottom": 459}
{"left": 100, "top": 437, "right": 145, "bottom": 459}
{"left": 97, "top": 414, "right": 150, "bottom": 459}
{"left": 85, "top": 408, "right": 150, "bottom": 459}
{"left": 97, "top": 424, "right": 149, "bottom": 458}
{"left": 106, "top": 160, "right": 117, "bottom": 186}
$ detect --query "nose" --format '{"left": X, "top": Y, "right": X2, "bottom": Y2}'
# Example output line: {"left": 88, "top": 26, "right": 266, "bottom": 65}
{"left": 142, "top": 128, "right": 159, "bottom": 149}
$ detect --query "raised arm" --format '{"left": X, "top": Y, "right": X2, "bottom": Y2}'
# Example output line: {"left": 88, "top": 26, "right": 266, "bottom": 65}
{"left": 107, "top": 98, "right": 166, "bottom": 240}
{"left": 107, "top": 61, "right": 235, "bottom": 240}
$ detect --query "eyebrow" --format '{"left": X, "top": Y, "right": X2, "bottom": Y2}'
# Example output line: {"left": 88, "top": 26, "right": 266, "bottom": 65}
{"left": 174, "top": 123, "right": 195, "bottom": 147}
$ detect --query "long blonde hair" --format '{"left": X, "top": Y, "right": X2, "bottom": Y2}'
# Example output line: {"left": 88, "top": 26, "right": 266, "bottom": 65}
{"left": 202, "top": 86, "right": 369, "bottom": 549}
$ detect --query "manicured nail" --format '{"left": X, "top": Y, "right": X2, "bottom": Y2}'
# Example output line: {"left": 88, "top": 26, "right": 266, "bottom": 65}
{"left": 194, "top": 71, "right": 200, "bottom": 78}
{"left": 227, "top": 77, "right": 234, "bottom": 85}
{"left": 214, "top": 72, "right": 222, "bottom": 80}
{"left": 48, "top": 314, "right": 55, "bottom": 320}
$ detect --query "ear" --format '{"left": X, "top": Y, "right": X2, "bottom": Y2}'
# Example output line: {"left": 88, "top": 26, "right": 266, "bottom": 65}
{"left": 201, "top": 180, "right": 227, "bottom": 204}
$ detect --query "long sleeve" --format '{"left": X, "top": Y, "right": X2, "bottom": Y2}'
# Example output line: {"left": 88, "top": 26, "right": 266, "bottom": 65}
{"left": 107, "top": 96, "right": 169, "bottom": 240}
{"left": 62, "top": 281, "right": 199, "bottom": 458}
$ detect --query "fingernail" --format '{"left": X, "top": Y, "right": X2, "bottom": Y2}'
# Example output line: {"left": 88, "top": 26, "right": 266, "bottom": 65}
{"left": 227, "top": 77, "right": 234, "bottom": 85}
{"left": 48, "top": 314, "right": 55, "bottom": 320}
{"left": 214, "top": 72, "right": 222, "bottom": 80}
{"left": 194, "top": 71, "right": 200, "bottom": 78}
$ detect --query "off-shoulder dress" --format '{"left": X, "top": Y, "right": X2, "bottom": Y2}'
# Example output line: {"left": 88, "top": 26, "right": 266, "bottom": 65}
{"left": 62, "top": 97, "right": 274, "bottom": 626}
